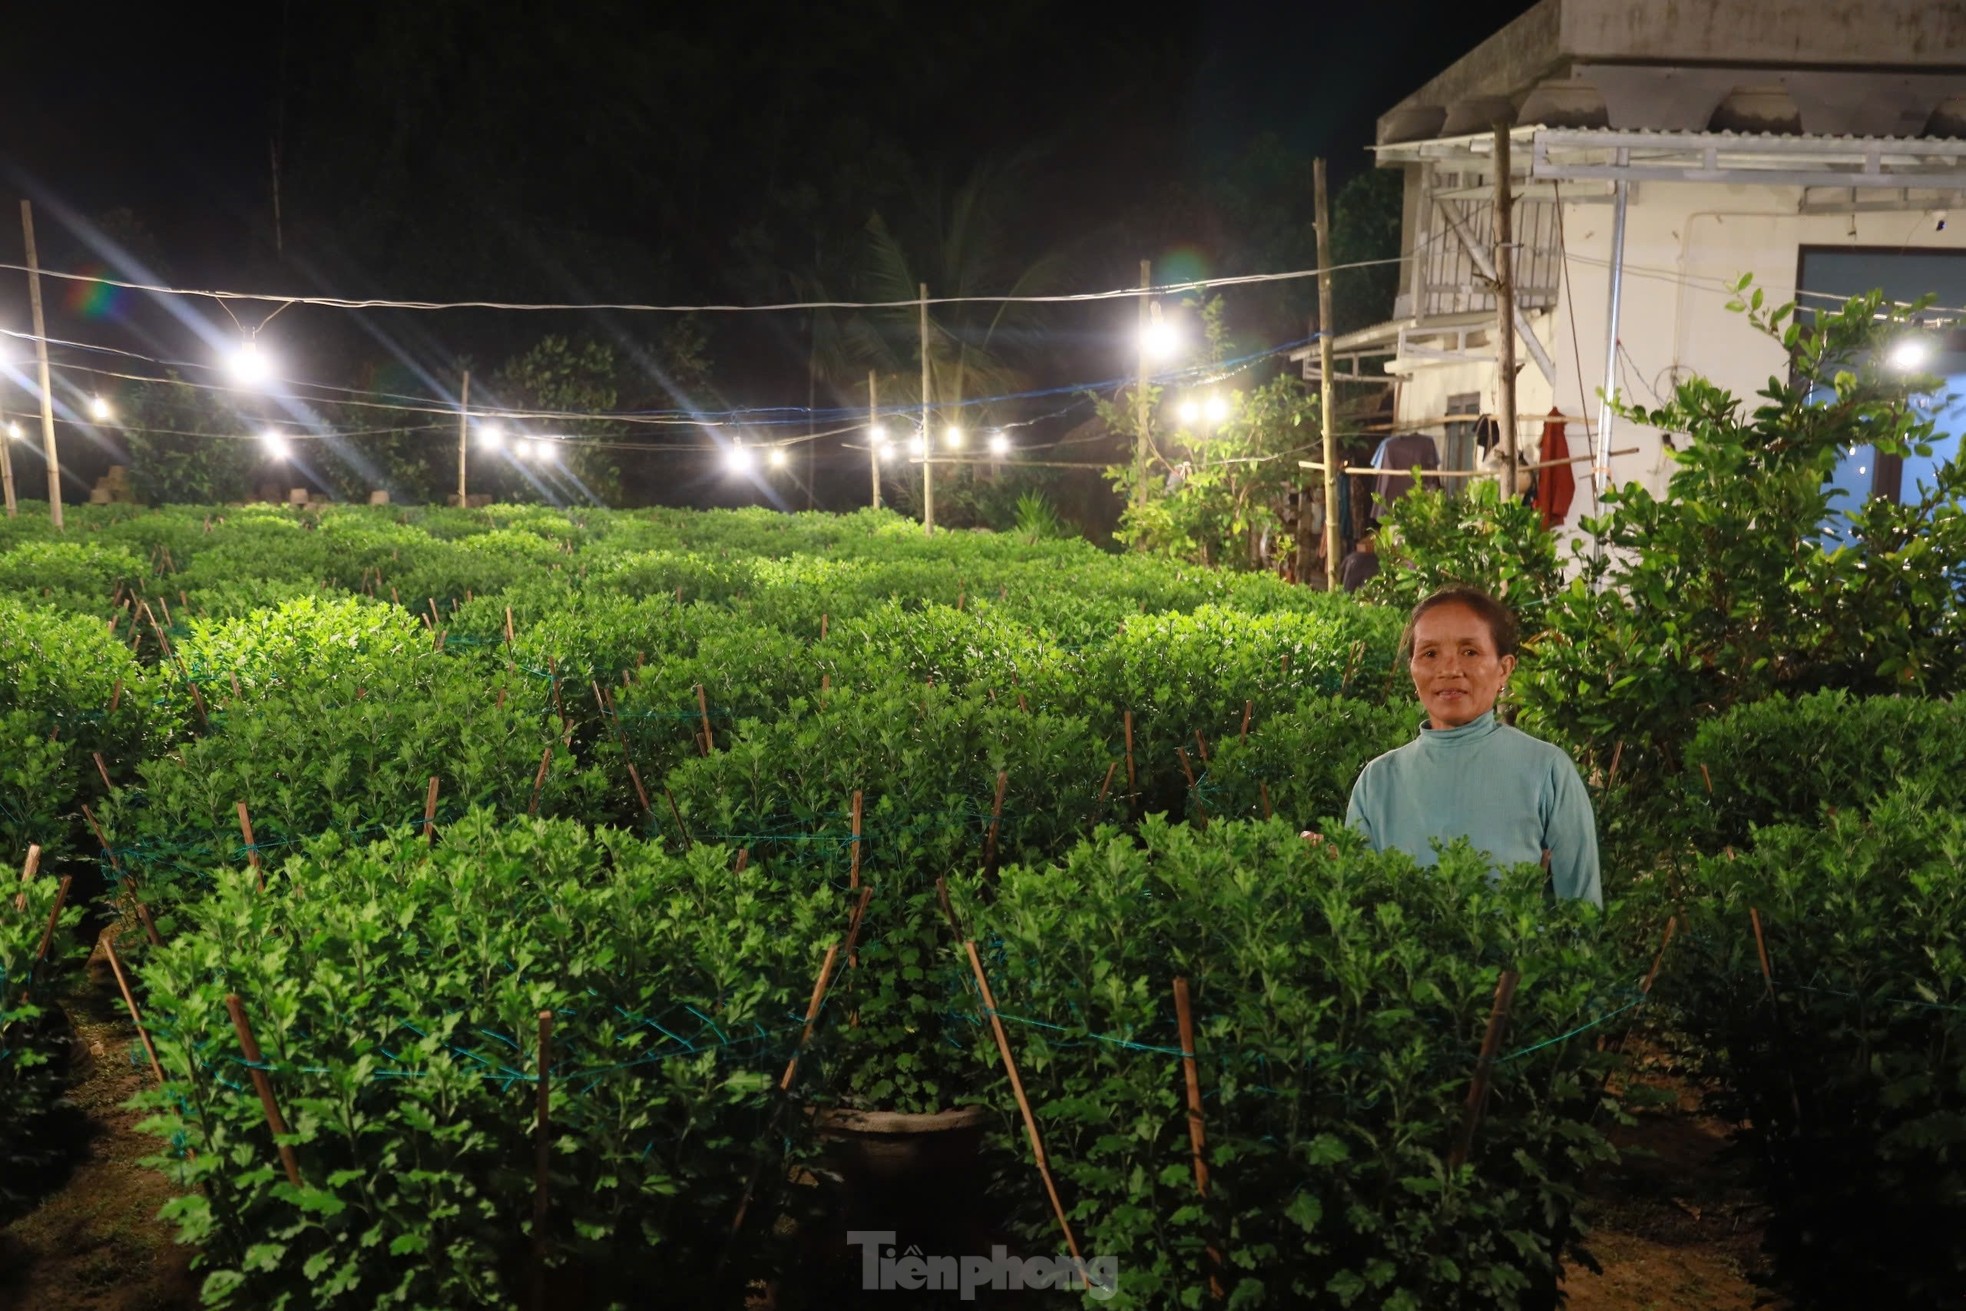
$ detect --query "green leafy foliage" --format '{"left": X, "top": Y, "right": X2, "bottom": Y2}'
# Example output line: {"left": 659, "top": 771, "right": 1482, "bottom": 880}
{"left": 954, "top": 818, "right": 1627, "bottom": 1308}
{"left": 1364, "top": 481, "right": 1563, "bottom": 637}
{"left": 1, "top": 870, "right": 85, "bottom": 1216}
{"left": 1665, "top": 788, "right": 1966, "bottom": 1305}
{"left": 136, "top": 812, "right": 838, "bottom": 1307}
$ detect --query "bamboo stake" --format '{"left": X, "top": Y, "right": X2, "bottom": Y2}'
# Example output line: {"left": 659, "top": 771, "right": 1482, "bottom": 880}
{"left": 236, "top": 801, "right": 263, "bottom": 890}
{"left": 934, "top": 874, "right": 964, "bottom": 939}
{"left": 1172, "top": 977, "right": 1224, "bottom": 1300}
{"left": 847, "top": 790, "right": 864, "bottom": 891}
{"left": 1448, "top": 969, "right": 1521, "bottom": 1170}
{"left": 1259, "top": 781, "right": 1272, "bottom": 820}
{"left": 186, "top": 680, "right": 208, "bottom": 726}
{"left": 661, "top": 784, "right": 690, "bottom": 846}
{"left": 528, "top": 746, "right": 553, "bottom": 816}
{"left": 1194, "top": 729, "right": 1210, "bottom": 763}
{"left": 228, "top": 672, "right": 243, "bottom": 700}
{"left": 103, "top": 934, "right": 165, "bottom": 1086}
{"left": 505, "top": 606, "right": 516, "bottom": 646}
{"left": 83, "top": 805, "right": 160, "bottom": 946}
{"left": 1240, "top": 700, "right": 1252, "bottom": 742}
{"left": 29, "top": 874, "right": 71, "bottom": 976}
{"left": 89, "top": 751, "right": 113, "bottom": 792}
{"left": 1095, "top": 761, "right": 1117, "bottom": 808}
{"left": 1608, "top": 741, "right": 1625, "bottom": 786}
{"left": 696, "top": 684, "right": 714, "bottom": 755}
{"left": 532, "top": 1010, "right": 552, "bottom": 1311}
{"left": 1641, "top": 916, "right": 1678, "bottom": 996}
{"left": 108, "top": 677, "right": 123, "bottom": 714}
{"left": 732, "top": 847, "right": 749, "bottom": 875}
{"left": 820, "top": 612, "right": 828, "bottom": 641}
{"left": 1699, "top": 763, "right": 1713, "bottom": 795}
{"left": 13, "top": 843, "right": 39, "bottom": 912}
{"left": 1123, "top": 711, "right": 1136, "bottom": 801}
{"left": 1176, "top": 747, "right": 1207, "bottom": 828}
{"left": 624, "top": 761, "right": 652, "bottom": 816}
{"left": 423, "top": 776, "right": 441, "bottom": 844}
{"left": 781, "top": 944, "right": 841, "bottom": 1094}
{"left": 983, "top": 771, "right": 1007, "bottom": 877}
{"left": 964, "top": 940, "right": 1084, "bottom": 1272}
{"left": 225, "top": 992, "right": 303, "bottom": 1187}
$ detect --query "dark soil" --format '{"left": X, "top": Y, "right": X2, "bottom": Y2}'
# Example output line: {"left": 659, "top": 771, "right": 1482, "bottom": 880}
{"left": 0, "top": 944, "right": 196, "bottom": 1311}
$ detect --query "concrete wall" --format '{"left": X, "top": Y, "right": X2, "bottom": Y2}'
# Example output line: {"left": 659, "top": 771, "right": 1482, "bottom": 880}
{"left": 1561, "top": 0, "right": 1966, "bottom": 68}
{"left": 1389, "top": 183, "right": 1966, "bottom": 516}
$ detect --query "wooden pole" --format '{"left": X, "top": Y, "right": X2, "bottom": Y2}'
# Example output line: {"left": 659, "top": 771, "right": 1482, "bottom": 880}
{"left": 868, "top": 371, "right": 881, "bottom": 509}
{"left": 102, "top": 934, "right": 166, "bottom": 1086}
{"left": 964, "top": 940, "right": 1084, "bottom": 1271}
{"left": 225, "top": 992, "right": 303, "bottom": 1187}
{"left": 1095, "top": 761, "right": 1117, "bottom": 808}
{"left": 695, "top": 684, "right": 714, "bottom": 754}
{"left": 13, "top": 843, "right": 39, "bottom": 912}
{"left": 1493, "top": 124, "right": 1519, "bottom": 500}
{"left": 92, "top": 751, "right": 113, "bottom": 791}
{"left": 1239, "top": 700, "right": 1252, "bottom": 743}
{"left": 1123, "top": 711, "right": 1136, "bottom": 801}
{"left": 1448, "top": 968, "right": 1521, "bottom": 1170}
{"left": 423, "top": 776, "right": 441, "bottom": 844}
{"left": 0, "top": 397, "right": 14, "bottom": 516}
{"left": 983, "top": 770, "right": 1007, "bottom": 877}
{"left": 847, "top": 789, "right": 864, "bottom": 891}
{"left": 528, "top": 746, "right": 553, "bottom": 816}
{"left": 83, "top": 804, "right": 160, "bottom": 946}
{"left": 781, "top": 944, "right": 841, "bottom": 1094}
{"left": 1313, "top": 159, "right": 1339, "bottom": 589}
{"left": 1176, "top": 747, "right": 1207, "bottom": 828}
{"left": 456, "top": 370, "right": 470, "bottom": 507}
{"left": 1134, "top": 258, "right": 1151, "bottom": 513}
{"left": 919, "top": 283, "right": 934, "bottom": 536}
{"left": 29, "top": 874, "right": 71, "bottom": 975}
{"left": 531, "top": 1009, "right": 552, "bottom": 1311}
{"left": 1172, "top": 976, "right": 1224, "bottom": 1300}
{"left": 236, "top": 801, "right": 263, "bottom": 890}
{"left": 21, "top": 200, "right": 62, "bottom": 530}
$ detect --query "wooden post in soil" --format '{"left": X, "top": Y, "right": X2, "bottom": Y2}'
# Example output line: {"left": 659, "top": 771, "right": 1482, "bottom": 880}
{"left": 236, "top": 801, "right": 263, "bottom": 891}
{"left": 1123, "top": 711, "right": 1137, "bottom": 804}
{"left": 847, "top": 790, "right": 865, "bottom": 891}
{"left": 531, "top": 1010, "right": 553, "bottom": 1311}
{"left": 1193, "top": 728, "right": 1210, "bottom": 763}
{"left": 225, "top": 992, "right": 303, "bottom": 1187}
{"left": 83, "top": 805, "right": 160, "bottom": 945}
{"left": 23, "top": 875, "right": 73, "bottom": 999}
{"left": 528, "top": 746, "right": 553, "bottom": 817}
{"left": 933, "top": 874, "right": 965, "bottom": 939}
{"left": 1095, "top": 762, "right": 1117, "bottom": 808}
{"left": 780, "top": 885, "right": 873, "bottom": 1092}
{"left": 661, "top": 784, "right": 690, "bottom": 847}
{"left": 109, "top": 677, "right": 123, "bottom": 714}
{"left": 1448, "top": 969, "right": 1521, "bottom": 1171}
{"left": 696, "top": 684, "right": 715, "bottom": 755}
{"left": 91, "top": 752, "right": 113, "bottom": 792}
{"left": 1172, "top": 976, "right": 1224, "bottom": 1300}
{"left": 964, "top": 939, "right": 1085, "bottom": 1277}
{"left": 102, "top": 934, "right": 166, "bottom": 1086}
{"left": 1176, "top": 747, "right": 1208, "bottom": 829}
{"left": 423, "top": 776, "right": 441, "bottom": 844}
{"left": 12, "top": 843, "right": 39, "bottom": 912}
{"left": 983, "top": 771, "right": 1007, "bottom": 878}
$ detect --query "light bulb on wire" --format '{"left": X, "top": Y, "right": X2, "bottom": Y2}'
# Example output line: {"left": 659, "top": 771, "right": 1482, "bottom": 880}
{"left": 767, "top": 447, "right": 789, "bottom": 469}
{"left": 944, "top": 426, "right": 964, "bottom": 450}
{"left": 228, "top": 340, "right": 275, "bottom": 386}
{"left": 726, "top": 444, "right": 755, "bottom": 474}
{"left": 988, "top": 431, "right": 1010, "bottom": 458}
{"left": 6, "top": 421, "right": 22, "bottom": 441}
{"left": 260, "top": 429, "right": 289, "bottom": 460}
{"left": 1141, "top": 316, "right": 1180, "bottom": 359}
{"left": 1205, "top": 394, "right": 1231, "bottom": 424}
{"left": 1890, "top": 338, "right": 1932, "bottom": 372}
{"left": 1177, "top": 398, "right": 1201, "bottom": 425}
{"left": 479, "top": 424, "right": 504, "bottom": 451}
{"left": 88, "top": 396, "right": 112, "bottom": 421}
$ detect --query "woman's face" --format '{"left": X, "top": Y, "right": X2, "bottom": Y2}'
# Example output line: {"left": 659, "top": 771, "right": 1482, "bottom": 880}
{"left": 1408, "top": 603, "right": 1516, "bottom": 730}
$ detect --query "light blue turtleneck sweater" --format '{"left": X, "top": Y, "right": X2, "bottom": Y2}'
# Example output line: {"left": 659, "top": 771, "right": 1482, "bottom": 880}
{"left": 1344, "top": 710, "right": 1602, "bottom": 907}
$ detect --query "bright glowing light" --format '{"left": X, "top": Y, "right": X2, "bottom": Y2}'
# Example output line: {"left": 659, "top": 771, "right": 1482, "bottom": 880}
{"left": 6, "top": 422, "right": 22, "bottom": 440}
{"left": 1205, "top": 394, "right": 1231, "bottom": 424}
{"left": 869, "top": 423, "right": 888, "bottom": 442}
{"left": 522, "top": 438, "right": 546, "bottom": 461}
{"left": 479, "top": 424, "right": 504, "bottom": 451}
{"left": 1141, "top": 318, "right": 1181, "bottom": 359}
{"left": 260, "top": 430, "right": 289, "bottom": 460}
{"left": 944, "top": 426, "right": 964, "bottom": 449}
{"left": 726, "top": 444, "right": 755, "bottom": 474}
{"left": 767, "top": 447, "right": 789, "bottom": 469}
{"left": 1890, "top": 338, "right": 1932, "bottom": 371}
{"left": 988, "top": 431, "right": 1010, "bottom": 457}
{"left": 88, "top": 396, "right": 112, "bottom": 421}
{"left": 879, "top": 443, "right": 899, "bottom": 462}
{"left": 228, "top": 340, "right": 274, "bottom": 386}
{"left": 1177, "top": 399, "right": 1201, "bottom": 425}
{"left": 912, "top": 433, "right": 928, "bottom": 457}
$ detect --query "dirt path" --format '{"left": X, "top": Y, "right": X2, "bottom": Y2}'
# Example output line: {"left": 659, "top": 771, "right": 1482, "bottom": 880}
{"left": 0, "top": 950, "right": 196, "bottom": 1311}
{"left": 1563, "top": 1043, "right": 1785, "bottom": 1311}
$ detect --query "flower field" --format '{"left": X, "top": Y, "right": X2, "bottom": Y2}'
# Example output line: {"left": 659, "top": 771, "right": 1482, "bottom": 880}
{"left": 1, "top": 489, "right": 1961, "bottom": 1307}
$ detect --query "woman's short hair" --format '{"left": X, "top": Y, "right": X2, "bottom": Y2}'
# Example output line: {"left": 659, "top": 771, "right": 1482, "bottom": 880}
{"left": 1400, "top": 587, "right": 1520, "bottom": 659}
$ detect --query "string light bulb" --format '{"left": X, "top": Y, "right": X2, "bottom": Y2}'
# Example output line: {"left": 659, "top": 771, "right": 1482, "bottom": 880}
{"left": 228, "top": 340, "right": 274, "bottom": 386}
{"left": 88, "top": 396, "right": 112, "bottom": 421}
{"left": 6, "top": 421, "right": 22, "bottom": 440}
{"left": 944, "top": 426, "right": 964, "bottom": 450}
{"left": 988, "top": 431, "right": 1010, "bottom": 457}
{"left": 726, "top": 444, "right": 754, "bottom": 474}
{"left": 478, "top": 424, "right": 504, "bottom": 450}
{"left": 1205, "top": 394, "right": 1230, "bottom": 424}
{"left": 767, "top": 447, "right": 789, "bottom": 469}
{"left": 260, "top": 429, "right": 289, "bottom": 459}
{"left": 1890, "top": 338, "right": 1932, "bottom": 372}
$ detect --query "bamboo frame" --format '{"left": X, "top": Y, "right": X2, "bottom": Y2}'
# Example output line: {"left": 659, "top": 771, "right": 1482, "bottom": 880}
{"left": 1448, "top": 969, "right": 1521, "bottom": 1170}
{"left": 225, "top": 992, "right": 303, "bottom": 1187}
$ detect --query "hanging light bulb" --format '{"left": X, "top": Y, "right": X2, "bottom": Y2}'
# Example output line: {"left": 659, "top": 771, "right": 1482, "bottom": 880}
{"left": 726, "top": 444, "right": 755, "bottom": 474}
{"left": 261, "top": 429, "right": 290, "bottom": 459}
{"left": 1205, "top": 394, "right": 1230, "bottom": 424}
{"left": 88, "top": 396, "right": 112, "bottom": 421}
{"left": 767, "top": 447, "right": 789, "bottom": 469}
{"left": 478, "top": 424, "right": 505, "bottom": 451}
{"left": 987, "top": 431, "right": 1010, "bottom": 457}
{"left": 228, "top": 339, "right": 275, "bottom": 386}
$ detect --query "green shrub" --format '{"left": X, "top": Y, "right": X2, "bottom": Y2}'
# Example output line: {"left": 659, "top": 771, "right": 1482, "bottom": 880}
{"left": 137, "top": 811, "right": 839, "bottom": 1308}
{"left": 1667, "top": 786, "right": 1966, "bottom": 1305}
{"left": 1, "top": 867, "right": 85, "bottom": 1216}
{"left": 953, "top": 818, "right": 1626, "bottom": 1309}
{"left": 0, "top": 539, "right": 144, "bottom": 612}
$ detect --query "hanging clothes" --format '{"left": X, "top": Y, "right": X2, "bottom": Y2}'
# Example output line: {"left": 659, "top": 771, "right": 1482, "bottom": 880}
{"left": 1368, "top": 434, "right": 1440, "bottom": 521}
{"left": 1473, "top": 415, "right": 1502, "bottom": 453}
{"left": 1533, "top": 409, "right": 1575, "bottom": 529}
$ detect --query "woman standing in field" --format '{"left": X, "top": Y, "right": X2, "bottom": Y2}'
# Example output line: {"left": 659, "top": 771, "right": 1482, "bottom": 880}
{"left": 1337, "top": 586, "right": 1601, "bottom": 907}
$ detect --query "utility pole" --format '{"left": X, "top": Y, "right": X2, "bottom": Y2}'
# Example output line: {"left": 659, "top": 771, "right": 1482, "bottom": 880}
{"left": 1493, "top": 124, "right": 1519, "bottom": 499}
{"left": 868, "top": 370, "right": 880, "bottom": 510}
{"left": 919, "top": 283, "right": 934, "bottom": 535}
{"left": 0, "top": 406, "right": 15, "bottom": 517}
{"left": 1134, "top": 259, "right": 1151, "bottom": 511}
{"left": 1314, "top": 160, "right": 1340, "bottom": 592}
{"left": 21, "top": 202, "right": 60, "bottom": 529}
{"left": 456, "top": 370, "right": 470, "bottom": 507}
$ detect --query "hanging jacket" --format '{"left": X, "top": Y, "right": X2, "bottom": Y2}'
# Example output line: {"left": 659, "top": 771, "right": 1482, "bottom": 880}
{"left": 1533, "top": 409, "right": 1575, "bottom": 529}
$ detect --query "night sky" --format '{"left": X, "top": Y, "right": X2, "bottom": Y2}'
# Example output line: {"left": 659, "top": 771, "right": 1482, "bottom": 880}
{"left": 0, "top": 0, "right": 1528, "bottom": 506}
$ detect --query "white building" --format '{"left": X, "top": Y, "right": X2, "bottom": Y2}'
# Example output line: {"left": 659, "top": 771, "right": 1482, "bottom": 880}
{"left": 1303, "top": 0, "right": 1966, "bottom": 519}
